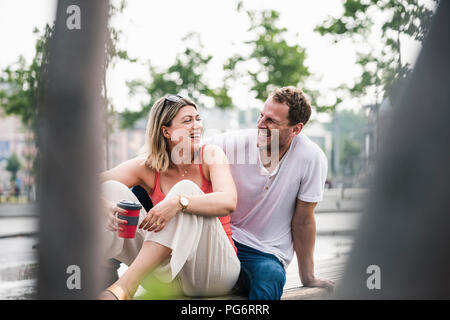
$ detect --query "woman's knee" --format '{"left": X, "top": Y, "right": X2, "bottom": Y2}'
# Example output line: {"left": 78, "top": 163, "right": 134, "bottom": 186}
{"left": 101, "top": 180, "right": 130, "bottom": 194}
{"left": 166, "top": 179, "right": 203, "bottom": 197}
{"left": 101, "top": 180, "right": 141, "bottom": 208}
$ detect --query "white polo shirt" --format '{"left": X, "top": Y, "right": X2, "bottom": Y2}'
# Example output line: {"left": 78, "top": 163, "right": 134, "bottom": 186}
{"left": 207, "top": 129, "right": 327, "bottom": 268}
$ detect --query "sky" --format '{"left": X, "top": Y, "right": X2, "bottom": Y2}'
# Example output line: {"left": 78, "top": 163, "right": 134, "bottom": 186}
{"left": 0, "top": 0, "right": 424, "bottom": 117}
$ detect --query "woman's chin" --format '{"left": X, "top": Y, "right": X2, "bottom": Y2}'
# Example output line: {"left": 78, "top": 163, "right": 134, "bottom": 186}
{"left": 190, "top": 139, "right": 202, "bottom": 152}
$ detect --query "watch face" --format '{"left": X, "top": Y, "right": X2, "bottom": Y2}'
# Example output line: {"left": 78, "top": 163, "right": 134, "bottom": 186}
{"left": 181, "top": 197, "right": 189, "bottom": 206}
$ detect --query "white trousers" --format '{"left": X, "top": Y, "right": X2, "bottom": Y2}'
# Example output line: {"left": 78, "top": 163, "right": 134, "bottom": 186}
{"left": 101, "top": 180, "right": 240, "bottom": 297}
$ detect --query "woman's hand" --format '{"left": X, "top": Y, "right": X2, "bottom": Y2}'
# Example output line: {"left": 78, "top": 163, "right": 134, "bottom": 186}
{"left": 102, "top": 197, "right": 128, "bottom": 232}
{"left": 139, "top": 196, "right": 181, "bottom": 232}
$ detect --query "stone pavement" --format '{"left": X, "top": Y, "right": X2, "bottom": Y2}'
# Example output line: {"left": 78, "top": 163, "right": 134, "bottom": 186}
{"left": 0, "top": 237, "right": 38, "bottom": 299}
{"left": 0, "top": 203, "right": 37, "bottom": 219}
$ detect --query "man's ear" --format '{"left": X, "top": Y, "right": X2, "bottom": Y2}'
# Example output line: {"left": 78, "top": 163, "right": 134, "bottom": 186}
{"left": 292, "top": 123, "right": 304, "bottom": 136}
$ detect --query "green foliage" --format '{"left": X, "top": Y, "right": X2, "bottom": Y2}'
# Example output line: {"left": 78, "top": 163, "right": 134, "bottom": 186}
{"left": 225, "top": 4, "right": 311, "bottom": 104}
{"left": 120, "top": 33, "right": 232, "bottom": 128}
{"left": 105, "top": 1, "right": 137, "bottom": 70}
{"left": 103, "top": 1, "right": 137, "bottom": 135}
{"left": 135, "top": 273, "right": 182, "bottom": 300}
{"left": 0, "top": 24, "right": 52, "bottom": 186}
{"left": 315, "top": 0, "right": 437, "bottom": 103}
{"left": 0, "top": 1, "right": 134, "bottom": 130}
{"left": 6, "top": 153, "right": 21, "bottom": 182}
{"left": 0, "top": 24, "right": 53, "bottom": 128}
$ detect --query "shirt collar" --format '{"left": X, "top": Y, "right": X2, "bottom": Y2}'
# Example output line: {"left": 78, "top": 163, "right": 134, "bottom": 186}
{"left": 256, "top": 137, "right": 295, "bottom": 177}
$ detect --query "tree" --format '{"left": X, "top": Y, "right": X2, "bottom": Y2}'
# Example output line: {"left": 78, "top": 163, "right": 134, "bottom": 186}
{"left": 6, "top": 153, "right": 21, "bottom": 182}
{"left": 121, "top": 32, "right": 232, "bottom": 128}
{"left": 0, "top": 24, "right": 53, "bottom": 132}
{"left": 102, "top": 0, "right": 137, "bottom": 168}
{"left": 0, "top": 24, "right": 53, "bottom": 200}
{"left": 227, "top": 8, "right": 308, "bottom": 101}
{"left": 0, "top": 2, "right": 134, "bottom": 172}
{"left": 315, "top": 0, "right": 438, "bottom": 105}
{"left": 223, "top": 3, "right": 336, "bottom": 113}
{"left": 225, "top": 4, "right": 311, "bottom": 103}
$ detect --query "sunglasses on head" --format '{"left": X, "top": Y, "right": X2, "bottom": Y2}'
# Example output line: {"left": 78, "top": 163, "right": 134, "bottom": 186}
{"left": 163, "top": 94, "right": 186, "bottom": 108}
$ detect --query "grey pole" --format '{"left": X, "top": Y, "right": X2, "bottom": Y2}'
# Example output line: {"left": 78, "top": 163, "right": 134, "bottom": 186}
{"left": 335, "top": 2, "right": 450, "bottom": 299}
{"left": 37, "top": 0, "right": 109, "bottom": 299}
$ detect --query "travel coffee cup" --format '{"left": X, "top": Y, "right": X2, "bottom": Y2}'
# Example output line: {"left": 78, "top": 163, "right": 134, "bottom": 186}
{"left": 117, "top": 199, "right": 142, "bottom": 238}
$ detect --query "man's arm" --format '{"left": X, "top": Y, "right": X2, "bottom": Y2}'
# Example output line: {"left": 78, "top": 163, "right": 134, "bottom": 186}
{"left": 292, "top": 199, "right": 335, "bottom": 288}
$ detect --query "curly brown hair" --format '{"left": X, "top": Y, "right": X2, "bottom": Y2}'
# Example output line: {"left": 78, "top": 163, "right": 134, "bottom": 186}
{"left": 270, "top": 86, "right": 311, "bottom": 126}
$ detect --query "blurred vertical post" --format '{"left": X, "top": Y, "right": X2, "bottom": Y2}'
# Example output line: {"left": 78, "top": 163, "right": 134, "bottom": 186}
{"left": 37, "top": 0, "right": 109, "bottom": 299}
{"left": 336, "top": 2, "right": 450, "bottom": 299}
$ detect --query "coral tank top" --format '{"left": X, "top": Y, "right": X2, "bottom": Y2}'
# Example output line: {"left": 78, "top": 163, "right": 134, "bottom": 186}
{"left": 149, "top": 145, "right": 236, "bottom": 253}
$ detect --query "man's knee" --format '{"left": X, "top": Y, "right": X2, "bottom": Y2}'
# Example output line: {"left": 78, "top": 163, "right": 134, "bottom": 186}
{"left": 253, "top": 260, "right": 286, "bottom": 286}
{"left": 244, "top": 260, "right": 285, "bottom": 300}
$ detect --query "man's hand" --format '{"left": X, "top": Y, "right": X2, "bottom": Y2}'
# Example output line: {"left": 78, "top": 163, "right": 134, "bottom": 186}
{"left": 302, "top": 276, "right": 335, "bottom": 290}
{"left": 292, "top": 199, "right": 335, "bottom": 292}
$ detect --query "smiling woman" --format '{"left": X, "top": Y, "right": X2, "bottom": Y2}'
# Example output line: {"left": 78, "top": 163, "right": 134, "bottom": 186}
{"left": 98, "top": 93, "right": 240, "bottom": 300}
{"left": 140, "top": 94, "right": 203, "bottom": 171}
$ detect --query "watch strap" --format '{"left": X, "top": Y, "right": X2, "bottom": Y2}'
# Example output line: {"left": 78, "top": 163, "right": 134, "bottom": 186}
{"left": 178, "top": 194, "right": 188, "bottom": 212}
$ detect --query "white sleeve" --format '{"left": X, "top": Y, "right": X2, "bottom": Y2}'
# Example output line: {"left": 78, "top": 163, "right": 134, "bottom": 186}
{"left": 297, "top": 149, "right": 328, "bottom": 203}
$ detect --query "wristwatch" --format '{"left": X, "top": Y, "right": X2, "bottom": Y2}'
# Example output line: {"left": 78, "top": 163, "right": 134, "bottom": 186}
{"left": 178, "top": 195, "right": 189, "bottom": 212}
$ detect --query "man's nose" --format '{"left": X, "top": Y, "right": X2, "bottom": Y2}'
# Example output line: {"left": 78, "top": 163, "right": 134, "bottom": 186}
{"left": 257, "top": 116, "right": 266, "bottom": 128}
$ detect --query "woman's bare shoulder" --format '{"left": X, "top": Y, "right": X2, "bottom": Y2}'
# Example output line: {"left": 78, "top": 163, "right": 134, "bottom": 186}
{"left": 131, "top": 155, "right": 148, "bottom": 167}
{"left": 132, "top": 156, "right": 156, "bottom": 189}
{"left": 202, "top": 144, "right": 228, "bottom": 165}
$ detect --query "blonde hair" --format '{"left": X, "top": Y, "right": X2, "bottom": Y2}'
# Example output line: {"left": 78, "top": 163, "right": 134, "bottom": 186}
{"left": 139, "top": 95, "right": 198, "bottom": 171}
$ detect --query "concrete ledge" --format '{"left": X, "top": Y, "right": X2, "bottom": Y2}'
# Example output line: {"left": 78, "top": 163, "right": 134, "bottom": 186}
{"left": 281, "top": 286, "right": 333, "bottom": 300}
{"left": 175, "top": 286, "right": 334, "bottom": 300}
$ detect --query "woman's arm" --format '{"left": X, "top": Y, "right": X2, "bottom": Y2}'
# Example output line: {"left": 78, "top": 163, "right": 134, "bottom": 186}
{"left": 140, "top": 145, "right": 237, "bottom": 232}
{"left": 100, "top": 157, "right": 147, "bottom": 188}
{"left": 100, "top": 157, "right": 151, "bottom": 231}
{"left": 182, "top": 144, "right": 237, "bottom": 216}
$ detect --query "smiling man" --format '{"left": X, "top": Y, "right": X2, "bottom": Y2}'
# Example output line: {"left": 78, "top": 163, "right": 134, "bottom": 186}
{"left": 209, "top": 86, "right": 334, "bottom": 300}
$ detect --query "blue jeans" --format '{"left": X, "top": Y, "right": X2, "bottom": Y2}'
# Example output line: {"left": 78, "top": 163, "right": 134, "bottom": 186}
{"left": 234, "top": 240, "right": 286, "bottom": 300}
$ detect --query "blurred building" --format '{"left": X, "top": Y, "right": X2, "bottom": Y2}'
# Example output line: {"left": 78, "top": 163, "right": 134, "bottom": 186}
{"left": 302, "top": 120, "right": 333, "bottom": 173}
{"left": 200, "top": 106, "right": 242, "bottom": 138}
{"left": 105, "top": 116, "right": 147, "bottom": 170}
{"left": 364, "top": 98, "right": 392, "bottom": 174}
{"left": 0, "top": 112, "right": 35, "bottom": 198}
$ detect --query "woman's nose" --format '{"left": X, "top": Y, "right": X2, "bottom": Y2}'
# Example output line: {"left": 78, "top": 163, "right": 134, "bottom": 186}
{"left": 193, "top": 119, "right": 203, "bottom": 131}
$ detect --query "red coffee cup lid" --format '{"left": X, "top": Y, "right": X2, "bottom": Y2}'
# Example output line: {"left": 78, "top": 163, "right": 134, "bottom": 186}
{"left": 117, "top": 199, "right": 142, "bottom": 211}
